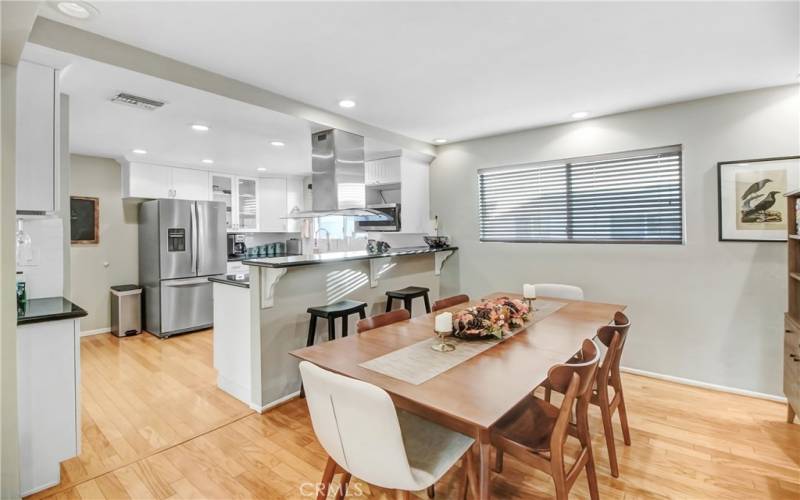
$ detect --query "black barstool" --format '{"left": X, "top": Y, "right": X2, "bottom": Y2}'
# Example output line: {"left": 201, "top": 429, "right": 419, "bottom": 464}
{"left": 385, "top": 286, "right": 431, "bottom": 315}
{"left": 306, "top": 299, "right": 368, "bottom": 346}
{"left": 301, "top": 299, "right": 367, "bottom": 398}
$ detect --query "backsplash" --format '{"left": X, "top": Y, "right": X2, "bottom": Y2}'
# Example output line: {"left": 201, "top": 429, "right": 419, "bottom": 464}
{"left": 16, "top": 217, "right": 64, "bottom": 299}
{"left": 242, "top": 232, "right": 301, "bottom": 249}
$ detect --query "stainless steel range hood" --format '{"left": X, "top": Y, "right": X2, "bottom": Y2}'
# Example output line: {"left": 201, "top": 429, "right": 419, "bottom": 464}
{"left": 286, "top": 128, "right": 387, "bottom": 219}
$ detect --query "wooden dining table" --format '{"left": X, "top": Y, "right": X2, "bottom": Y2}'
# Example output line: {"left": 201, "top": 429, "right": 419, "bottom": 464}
{"left": 290, "top": 292, "right": 625, "bottom": 499}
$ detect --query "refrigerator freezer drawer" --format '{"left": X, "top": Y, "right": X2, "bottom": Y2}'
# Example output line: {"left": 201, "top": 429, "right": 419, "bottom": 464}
{"left": 159, "top": 277, "right": 214, "bottom": 335}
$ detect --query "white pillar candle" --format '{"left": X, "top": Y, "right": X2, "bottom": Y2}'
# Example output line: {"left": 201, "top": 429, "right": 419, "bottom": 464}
{"left": 435, "top": 312, "right": 453, "bottom": 333}
{"left": 523, "top": 284, "right": 537, "bottom": 299}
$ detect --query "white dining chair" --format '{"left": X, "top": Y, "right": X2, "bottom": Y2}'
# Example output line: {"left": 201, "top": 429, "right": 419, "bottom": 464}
{"left": 299, "top": 361, "right": 477, "bottom": 499}
{"left": 534, "top": 283, "right": 584, "bottom": 300}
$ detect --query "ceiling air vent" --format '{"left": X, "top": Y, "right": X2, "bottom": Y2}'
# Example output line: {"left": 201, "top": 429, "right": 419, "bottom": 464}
{"left": 110, "top": 92, "right": 165, "bottom": 111}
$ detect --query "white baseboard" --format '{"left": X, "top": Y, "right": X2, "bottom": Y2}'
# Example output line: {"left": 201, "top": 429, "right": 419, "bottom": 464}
{"left": 620, "top": 366, "right": 787, "bottom": 403}
{"left": 217, "top": 375, "right": 253, "bottom": 408}
{"left": 21, "top": 478, "right": 60, "bottom": 497}
{"left": 80, "top": 327, "right": 110, "bottom": 337}
{"left": 254, "top": 391, "right": 301, "bottom": 413}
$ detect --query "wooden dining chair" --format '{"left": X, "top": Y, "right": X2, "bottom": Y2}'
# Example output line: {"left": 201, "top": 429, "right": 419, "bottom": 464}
{"left": 545, "top": 311, "right": 631, "bottom": 477}
{"left": 356, "top": 309, "right": 411, "bottom": 333}
{"left": 432, "top": 294, "right": 470, "bottom": 312}
{"left": 533, "top": 283, "right": 584, "bottom": 301}
{"left": 299, "top": 361, "right": 478, "bottom": 500}
{"left": 492, "top": 339, "right": 601, "bottom": 500}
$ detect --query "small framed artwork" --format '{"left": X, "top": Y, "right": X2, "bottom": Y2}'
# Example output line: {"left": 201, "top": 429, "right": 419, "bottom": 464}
{"left": 718, "top": 156, "right": 800, "bottom": 242}
{"left": 70, "top": 196, "right": 99, "bottom": 244}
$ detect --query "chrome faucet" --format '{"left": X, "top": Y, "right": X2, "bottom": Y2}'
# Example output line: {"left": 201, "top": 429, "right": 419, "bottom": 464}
{"left": 314, "top": 228, "right": 331, "bottom": 253}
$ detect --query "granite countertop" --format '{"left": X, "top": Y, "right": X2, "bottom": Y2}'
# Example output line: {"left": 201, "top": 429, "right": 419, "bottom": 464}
{"left": 17, "top": 296, "right": 88, "bottom": 326}
{"left": 228, "top": 253, "right": 300, "bottom": 262}
{"left": 243, "top": 246, "right": 458, "bottom": 269}
{"left": 209, "top": 274, "right": 250, "bottom": 288}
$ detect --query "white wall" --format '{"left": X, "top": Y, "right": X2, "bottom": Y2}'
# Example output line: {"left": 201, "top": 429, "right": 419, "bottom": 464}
{"left": 431, "top": 85, "right": 800, "bottom": 397}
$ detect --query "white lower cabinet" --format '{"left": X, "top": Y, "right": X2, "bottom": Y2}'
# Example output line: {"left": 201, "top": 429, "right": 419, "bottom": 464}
{"left": 17, "top": 318, "right": 80, "bottom": 496}
{"left": 212, "top": 282, "right": 259, "bottom": 409}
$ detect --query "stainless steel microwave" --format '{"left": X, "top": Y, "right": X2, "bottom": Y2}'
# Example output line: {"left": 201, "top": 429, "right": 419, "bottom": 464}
{"left": 357, "top": 204, "right": 401, "bottom": 232}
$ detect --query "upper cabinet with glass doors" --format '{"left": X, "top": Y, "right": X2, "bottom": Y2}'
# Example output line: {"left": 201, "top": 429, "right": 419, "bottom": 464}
{"left": 210, "top": 174, "right": 259, "bottom": 232}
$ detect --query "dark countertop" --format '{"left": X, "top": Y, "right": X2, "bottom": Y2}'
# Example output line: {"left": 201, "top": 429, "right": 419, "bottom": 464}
{"left": 17, "top": 296, "right": 88, "bottom": 326}
{"left": 243, "top": 246, "right": 458, "bottom": 269}
{"left": 209, "top": 274, "right": 250, "bottom": 288}
{"left": 228, "top": 253, "right": 299, "bottom": 262}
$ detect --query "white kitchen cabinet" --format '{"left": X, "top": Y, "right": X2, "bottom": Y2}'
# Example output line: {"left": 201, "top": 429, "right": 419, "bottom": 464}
{"left": 171, "top": 167, "right": 210, "bottom": 200}
{"left": 365, "top": 156, "right": 402, "bottom": 186}
{"left": 122, "top": 162, "right": 211, "bottom": 201}
{"left": 212, "top": 174, "right": 265, "bottom": 232}
{"left": 123, "top": 162, "right": 172, "bottom": 199}
{"left": 258, "top": 177, "right": 287, "bottom": 232}
{"left": 285, "top": 176, "right": 305, "bottom": 232}
{"left": 226, "top": 260, "right": 249, "bottom": 274}
{"left": 211, "top": 173, "right": 235, "bottom": 230}
{"left": 17, "top": 318, "right": 80, "bottom": 496}
{"left": 399, "top": 154, "right": 432, "bottom": 234}
{"left": 16, "top": 60, "right": 59, "bottom": 213}
{"left": 237, "top": 177, "right": 259, "bottom": 231}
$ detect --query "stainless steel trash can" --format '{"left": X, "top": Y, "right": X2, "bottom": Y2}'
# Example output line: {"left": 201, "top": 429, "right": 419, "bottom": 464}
{"left": 110, "top": 285, "right": 142, "bottom": 337}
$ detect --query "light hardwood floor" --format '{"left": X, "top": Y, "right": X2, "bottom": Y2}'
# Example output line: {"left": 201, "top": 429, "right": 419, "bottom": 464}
{"left": 29, "top": 330, "right": 252, "bottom": 500}
{"left": 30, "top": 330, "right": 800, "bottom": 499}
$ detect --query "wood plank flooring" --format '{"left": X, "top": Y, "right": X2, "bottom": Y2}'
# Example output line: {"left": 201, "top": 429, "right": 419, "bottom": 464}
{"left": 30, "top": 330, "right": 800, "bottom": 499}
{"left": 28, "top": 330, "right": 252, "bottom": 500}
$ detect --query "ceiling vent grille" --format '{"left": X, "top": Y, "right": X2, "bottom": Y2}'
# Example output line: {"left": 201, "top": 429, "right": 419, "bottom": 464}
{"left": 110, "top": 92, "right": 165, "bottom": 111}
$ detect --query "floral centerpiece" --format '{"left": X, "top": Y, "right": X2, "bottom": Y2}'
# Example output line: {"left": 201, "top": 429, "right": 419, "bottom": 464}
{"left": 452, "top": 296, "right": 530, "bottom": 340}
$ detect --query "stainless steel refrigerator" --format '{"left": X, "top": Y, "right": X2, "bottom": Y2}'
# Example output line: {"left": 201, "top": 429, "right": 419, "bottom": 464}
{"left": 139, "top": 199, "right": 226, "bottom": 338}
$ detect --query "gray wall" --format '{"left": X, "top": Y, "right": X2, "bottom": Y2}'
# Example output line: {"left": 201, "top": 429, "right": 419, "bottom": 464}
{"left": 431, "top": 85, "right": 800, "bottom": 396}
{"left": 69, "top": 155, "right": 139, "bottom": 332}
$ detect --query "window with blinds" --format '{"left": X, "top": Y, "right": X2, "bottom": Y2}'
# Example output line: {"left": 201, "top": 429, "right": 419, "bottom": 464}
{"left": 478, "top": 145, "right": 683, "bottom": 243}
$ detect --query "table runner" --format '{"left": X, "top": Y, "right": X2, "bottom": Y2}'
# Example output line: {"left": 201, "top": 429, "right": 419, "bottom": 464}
{"left": 359, "top": 299, "right": 567, "bottom": 385}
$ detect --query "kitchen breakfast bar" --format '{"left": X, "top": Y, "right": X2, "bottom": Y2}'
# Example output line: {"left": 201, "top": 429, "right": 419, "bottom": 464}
{"left": 210, "top": 246, "right": 457, "bottom": 411}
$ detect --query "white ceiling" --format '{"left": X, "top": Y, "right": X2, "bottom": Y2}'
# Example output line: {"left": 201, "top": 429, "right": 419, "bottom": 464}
{"left": 22, "top": 43, "right": 319, "bottom": 176}
{"left": 38, "top": 1, "right": 799, "bottom": 143}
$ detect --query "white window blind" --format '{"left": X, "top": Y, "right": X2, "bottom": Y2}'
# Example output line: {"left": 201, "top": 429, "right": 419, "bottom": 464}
{"left": 478, "top": 145, "right": 683, "bottom": 243}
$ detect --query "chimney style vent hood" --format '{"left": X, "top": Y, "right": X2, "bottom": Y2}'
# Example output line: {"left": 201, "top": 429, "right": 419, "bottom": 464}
{"left": 286, "top": 128, "right": 387, "bottom": 219}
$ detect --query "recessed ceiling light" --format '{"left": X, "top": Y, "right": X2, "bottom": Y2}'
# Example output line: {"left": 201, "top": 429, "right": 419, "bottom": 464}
{"left": 571, "top": 111, "right": 590, "bottom": 119}
{"left": 257, "top": 167, "right": 267, "bottom": 172}
{"left": 52, "top": 1, "right": 98, "bottom": 19}
{"left": 191, "top": 123, "right": 210, "bottom": 132}
{"left": 338, "top": 99, "right": 356, "bottom": 109}
{"left": 433, "top": 138, "right": 448, "bottom": 144}
{"left": 132, "top": 149, "right": 147, "bottom": 155}
{"left": 270, "top": 141, "right": 285, "bottom": 147}
{"left": 201, "top": 159, "right": 214, "bottom": 164}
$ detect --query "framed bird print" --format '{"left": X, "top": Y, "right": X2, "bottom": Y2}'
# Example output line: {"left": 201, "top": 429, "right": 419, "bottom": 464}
{"left": 718, "top": 156, "right": 800, "bottom": 242}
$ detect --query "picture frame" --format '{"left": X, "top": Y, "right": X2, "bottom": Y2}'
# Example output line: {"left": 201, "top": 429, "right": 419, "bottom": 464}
{"left": 70, "top": 196, "right": 99, "bottom": 245}
{"left": 717, "top": 156, "right": 800, "bottom": 242}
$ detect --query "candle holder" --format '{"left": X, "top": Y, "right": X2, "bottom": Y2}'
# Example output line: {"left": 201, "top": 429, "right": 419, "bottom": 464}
{"left": 525, "top": 297, "right": 538, "bottom": 314}
{"left": 431, "top": 328, "right": 455, "bottom": 352}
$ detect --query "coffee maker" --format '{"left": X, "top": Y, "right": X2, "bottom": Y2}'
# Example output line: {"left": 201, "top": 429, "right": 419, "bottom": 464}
{"left": 227, "top": 233, "right": 246, "bottom": 258}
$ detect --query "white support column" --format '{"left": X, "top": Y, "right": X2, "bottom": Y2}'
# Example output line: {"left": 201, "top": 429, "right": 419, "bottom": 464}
{"left": 260, "top": 267, "right": 287, "bottom": 309}
{"left": 369, "top": 257, "right": 393, "bottom": 288}
{"left": 434, "top": 250, "right": 454, "bottom": 276}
